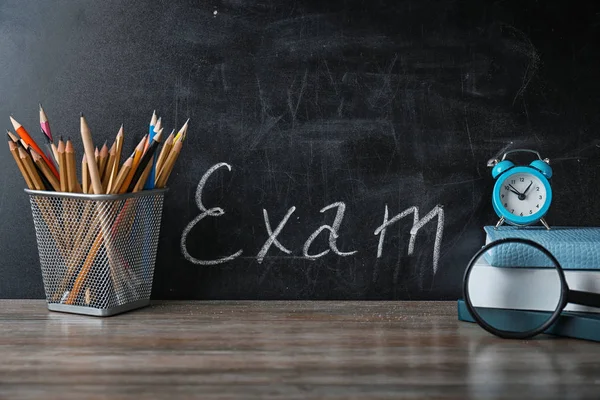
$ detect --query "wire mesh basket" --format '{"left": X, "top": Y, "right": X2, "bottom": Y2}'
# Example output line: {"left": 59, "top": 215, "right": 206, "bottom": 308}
{"left": 25, "top": 189, "right": 167, "bottom": 316}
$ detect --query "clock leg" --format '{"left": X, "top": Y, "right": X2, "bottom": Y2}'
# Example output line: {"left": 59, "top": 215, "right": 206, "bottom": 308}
{"left": 495, "top": 217, "right": 505, "bottom": 229}
{"left": 540, "top": 218, "right": 551, "bottom": 230}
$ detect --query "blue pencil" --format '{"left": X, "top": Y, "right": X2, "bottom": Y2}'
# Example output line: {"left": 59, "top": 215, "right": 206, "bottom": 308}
{"left": 144, "top": 111, "right": 159, "bottom": 189}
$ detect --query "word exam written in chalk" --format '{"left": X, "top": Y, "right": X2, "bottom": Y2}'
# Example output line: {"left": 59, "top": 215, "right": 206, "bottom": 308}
{"left": 181, "top": 163, "right": 445, "bottom": 275}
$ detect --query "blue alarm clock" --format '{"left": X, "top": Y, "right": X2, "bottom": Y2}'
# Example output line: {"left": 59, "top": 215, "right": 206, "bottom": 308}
{"left": 488, "top": 149, "right": 553, "bottom": 230}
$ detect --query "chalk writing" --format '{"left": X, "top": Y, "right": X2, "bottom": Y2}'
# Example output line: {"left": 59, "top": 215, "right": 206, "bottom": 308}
{"left": 181, "top": 163, "right": 445, "bottom": 274}
{"left": 303, "top": 202, "right": 357, "bottom": 260}
{"left": 257, "top": 207, "right": 296, "bottom": 263}
{"left": 180, "top": 162, "right": 243, "bottom": 265}
{"left": 374, "top": 205, "right": 444, "bottom": 274}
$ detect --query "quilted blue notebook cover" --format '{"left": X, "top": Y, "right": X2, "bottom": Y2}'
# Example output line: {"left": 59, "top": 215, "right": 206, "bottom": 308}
{"left": 483, "top": 226, "right": 600, "bottom": 270}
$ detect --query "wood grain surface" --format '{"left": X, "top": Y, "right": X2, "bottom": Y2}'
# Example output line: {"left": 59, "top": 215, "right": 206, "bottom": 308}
{"left": 1, "top": 300, "right": 599, "bottom": 399}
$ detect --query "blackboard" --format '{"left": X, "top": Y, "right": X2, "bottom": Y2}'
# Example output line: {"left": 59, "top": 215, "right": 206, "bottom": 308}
{"left": 1, "top": 0, "right": 599, "bottom": 299}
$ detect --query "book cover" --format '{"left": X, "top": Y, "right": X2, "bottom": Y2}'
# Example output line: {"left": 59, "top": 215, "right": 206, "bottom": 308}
{"left": 483, "top": 226, "right": 600, "bottom": 269}
{"left": 468, "top": 257, "right": 600, "bottom": 313}
{"left": 457, "top": 299, "right": 600, "bottom": 342}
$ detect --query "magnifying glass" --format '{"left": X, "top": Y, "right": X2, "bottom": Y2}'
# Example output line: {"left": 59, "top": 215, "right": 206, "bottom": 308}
{"left": 463, "top": 237, "right": 600, "bottom": 339}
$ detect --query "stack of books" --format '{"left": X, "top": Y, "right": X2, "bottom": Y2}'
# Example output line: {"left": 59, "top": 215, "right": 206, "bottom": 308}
{"left": 458, "top": 226, "right": 600, "bottom": 341}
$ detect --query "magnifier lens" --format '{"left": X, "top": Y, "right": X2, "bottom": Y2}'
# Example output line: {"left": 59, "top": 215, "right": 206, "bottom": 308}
{"left": 466, "top": 240, "right": 563, "bottom": 335}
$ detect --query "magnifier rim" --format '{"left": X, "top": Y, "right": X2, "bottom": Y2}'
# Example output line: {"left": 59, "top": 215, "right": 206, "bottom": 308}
{"left": 463, "top": 237, "right": 568, "bottom": 339}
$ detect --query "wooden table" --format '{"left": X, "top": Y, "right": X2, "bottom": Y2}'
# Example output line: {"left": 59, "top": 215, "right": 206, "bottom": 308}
{"left": 1, "top": 300, "right": 598, "bottom": 399}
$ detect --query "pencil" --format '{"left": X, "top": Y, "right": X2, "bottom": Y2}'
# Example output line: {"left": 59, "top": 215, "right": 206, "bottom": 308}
{"left": 39, "top": 130, "right": 58, "bottom": 169}
{"left": 9, "top": 133, "right": 53, "bottom": 190}
{"left": 107, "top": 125, "right": 124, "bottom": 193}
{"left": 102, "top": 141, "right": 116, "bottom": 192}
{"left": 108, "top": 153, "right": 133, "bottom": 194}
{"left": 19, "top": 147, "right": 45, "bottom": 190}
{"left": 8, "top": 141, "right": 34, "bottom": 189}
{"left": 65, "top": 138, "right": 80, "bottom": 192}
{"left": 173, "top": 118, "right": 189, "bottom": 142}
{"left": 57, "top": 138, "right": 67, "bottom": 192}
{"left": 31, "top": 149, "right": 60, "bottom": 191}
{"left": 150, "top": 110, "right": 157, "bottom": 134}
{"left": 156, "top": 129, "right": 174, "bottom": 172}
{"left": 127, "top": 128, "right": 163, "bottom": 192}
{"left": 6, "top": 129, "right": 19, "bottom": 143}
{"left": 144, "top": 117, "right": 161, "bottom": 154}
{"left": 80, "top": 114, "right": 103, "bottom": 194}
{"left": 132, "top": 155, "right": 154, "bottom": 192}
{"left": 144, "top": 113, "right": 160, "bottom": 190}
{"left": 119, "top": 135, "right": 146, "bottom": 193}
{"left": 97, "top": 141, "right": 109, "bottom": 182}
{"left": 156, "top": 139, "right": 183, "bottom": 188}
{"left": 10, "top": 116, "right": 59, "bottom": 179}
{"left": 155, "top": 130, "right": 174, "bottom": 175}
{"left": 39, "top": 104, "right": 53, "bottom": 142}
{"left": 82, "top": 154, "right": 89, "bottom": 194}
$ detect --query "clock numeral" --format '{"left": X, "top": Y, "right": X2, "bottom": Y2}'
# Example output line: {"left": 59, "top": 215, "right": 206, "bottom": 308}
{"left": 539, "top": 195, "right": 543, "bottom": 200}
{"left": 529, "top": 210, "right": 533, "bottom": 214}
{"left": 511, "top": 180, "right": 516, "bottom": 184}
{"left": 536, "top": 187, "right": 540, "bottom": 191}
{"left": 520, "top": 212, "right": 523, "bottom": 216}
{"left": 501, "top": 194, "right": 505, "bottom": 198}
{"left": 520, "top": 177, "right": 524, "bottom": 182}
{"left": 536, "top": 204, "right": 540, "bottom": 208}
{"left": 505, "top": 185, "right": 509, "bottom": 191}
{"left": 504, "top": 203, "right": 508, "bottom": 207}
{"left": 511, "top": 209, "right": 515, "bottom": 213}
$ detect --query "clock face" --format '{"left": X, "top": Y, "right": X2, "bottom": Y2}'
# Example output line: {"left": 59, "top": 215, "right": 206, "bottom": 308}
{"left": 498, "top": 172, "right": 548, "bottom": 218}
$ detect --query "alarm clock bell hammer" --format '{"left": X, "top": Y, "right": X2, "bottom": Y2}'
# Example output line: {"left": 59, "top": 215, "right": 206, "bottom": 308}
{"left": 487, "top": 149, "right": 553, "bottom": 230}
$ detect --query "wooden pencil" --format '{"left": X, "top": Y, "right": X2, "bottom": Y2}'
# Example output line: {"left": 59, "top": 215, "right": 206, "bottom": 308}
{"left": 127, "top": 129, "right": 163, "bottom": 192}
{"left": 39, "top": 104, "right": 53, "bottom": 142}
{"left": 10, "top": 116, "right": 59, "bottom": 179}
{"left": 31, "top": 149, "right": 60, "bottom": 191}
{"left": 102, "top": 141, "right": 116, "bottom": 192}
{"left": 109, "top": 154, "right": 132, "bottom": 194}
{"left": 65, "top": 138, "right": 80, "bottom": 192}
{"left": 107, "top": 125, "right": 124, "bottom": 192}
{"left": 173, "top": 118, "right": 189, "bottom": 143}
{"left": 97, "top": 141, "right": 109, "bottom": 182}
{"left": 50, "top": 142, "right": 59, "bottom": 164}
{"left": 144, "top": 117, "right": 161, "bottom": 154}
{"left": 132, "top": 156, "right": 153, "bottom": 192}
{"left": 156, "top": 139, "right": 183, "bottom": 188}
{"left": 19, "top": 147, "right": 45, "bottom": 190}
{"left": 80, "top": 114, "right": 103, "bottom": 194}
{"left": 8, "top": 141, "right": 34, "bottom": 189}
{"left": 119, "top": 135, "right": 146, "bottom": 193}
{"left": 155, "top": 130, "right": 174, "bottom": 178}
{"left": 40, "top": 130, "right": 58, "bottom": 169}
{"left": 6, "top": 129, "right": 19, "bottom": 143}
{"left": 82, "top": 154, "right": 89, "bottom": 194}
{"left": 57, "top": 138, "right": 67, "bottom": 192}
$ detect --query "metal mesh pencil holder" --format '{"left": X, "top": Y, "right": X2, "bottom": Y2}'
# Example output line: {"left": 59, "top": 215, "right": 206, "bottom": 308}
{"left": 25, "top": 189, "right": 167, "bottom": 316}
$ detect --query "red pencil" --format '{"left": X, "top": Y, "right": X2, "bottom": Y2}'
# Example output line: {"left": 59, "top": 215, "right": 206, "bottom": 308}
{"left": 10, "top": 116, "right": 59, "bottom": 179}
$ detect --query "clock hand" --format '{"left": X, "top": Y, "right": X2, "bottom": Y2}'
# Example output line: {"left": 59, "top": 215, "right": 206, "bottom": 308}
{"left": 508, "top": 184, "right": 522, "bottom": 195}
{"left": 523, "top": 181, "right": 533, "bottom": 195}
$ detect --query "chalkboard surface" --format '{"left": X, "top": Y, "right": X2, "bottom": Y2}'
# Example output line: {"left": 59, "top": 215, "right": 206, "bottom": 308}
{"left": 1, "top": 0, "right": 599, "bottom": 299}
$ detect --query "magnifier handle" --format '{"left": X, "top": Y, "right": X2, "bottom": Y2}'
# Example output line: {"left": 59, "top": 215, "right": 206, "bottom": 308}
{"left": 568, "top": 290, "right": 600, "bottom": 309}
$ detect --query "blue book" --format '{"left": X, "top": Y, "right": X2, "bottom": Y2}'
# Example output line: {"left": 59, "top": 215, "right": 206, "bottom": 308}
{"left": 457, "top": 299, "right": 600, "bottom": 342}
{"left": 483, "top": 226, "right": 600, "bottom": 269}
